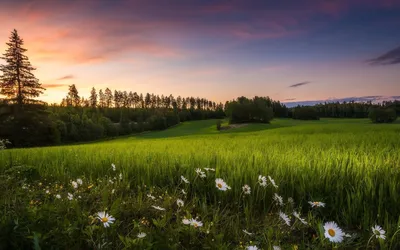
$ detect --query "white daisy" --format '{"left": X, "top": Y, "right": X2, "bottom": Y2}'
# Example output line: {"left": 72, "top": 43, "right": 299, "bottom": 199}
{"left": 147, "top": 194, "right": 156, "bottom": 200}
{"left": 189, "top": 218, "right": 203, "bottom": 228}
{"left": 181, "top": 189, "right": 187, "bottom": 195}
{"left": 242, "top": 229, "right": 253, "bottom": 236}
{"left": 273, "top": 246, "right": 281, "bottom": 250}
{"left": 119, "top": 173, "right": 123, "bottom": 181}
{"left": 108, "top": 179, "right": 114, "bottom": 184}
{"left": 204, "top": 168, "right": 215, "bottom": 172}
{"left": 97, "top": 211, "right": 115, "bottom": 228}
{"left": 176, "top": 199, "right": 184, "bottom": 207}
{"left": 242, "top": 184, "right": 251, "bottom": 195}
{"left": 111, "top": 189, "right": 115, "bottom": 194}
{"left": 308, "top": 201, "right": 325, "bottom": 208}
{"left": 67, "top": 193, "right": 74, "bottom": 200}
{"left": 137, "top": 232, "right": 147, "bottom": 238}
{"left": 273, "top": 193, "right": 284, "bottom": 206}
{"left": 71, "top": 181, "right": 78, "bottom": 189}
{"left": 45, "top": 190, "right": 50, "bottom": 194}
{"left": 182, "top": 218, "right": 191, "bottom": 224}
{"left": 55, "top": 194, "right": 61, "bottom": 199}
{"left": 76, "top": 178, "right": 83, "bottom": 185}
{"left": 258, "top": 175, "right": 267, "bottom": 187}
{"left": 215, "top": 178, "right": 230, "bottom": 191}
{"left": 200, "top": 172, "right": 206, "bottom": 178}
{"left": 293, "top": 211, "right": 308, "bottom": 225}
{"left": 111, "top": 163, "right": 116, "bottom": 171}
{"left": 247, "top": 246, "right": 258, "bottom": 250}
{"left": 181, "top": 176, "right": 190, "bottom": 184}
{"left": 279, "top": 211, "right": 291, "bottom": 226}
{"left": 152, "top": 205, "right": 165, "bottom": 211}
{"left": 324, "top": 221, "right": 344, "bottom": 243}
{"left": 372, "top": 225, "right": 386, "bottom": 240}
{"left": 268, "top": 176, "right": 278, "bottom": 188}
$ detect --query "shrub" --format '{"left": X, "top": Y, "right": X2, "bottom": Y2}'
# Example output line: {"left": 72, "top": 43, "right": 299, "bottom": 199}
{"left": 216, "top": 120, "right": 222, "bottom": 131}
{"left": 369, "top": 108, "right": 397, "bottom": 123}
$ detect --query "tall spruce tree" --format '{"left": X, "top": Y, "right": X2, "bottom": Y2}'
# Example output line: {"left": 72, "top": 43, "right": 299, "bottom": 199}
{"left": 0, "top": 29, "right": 45, "bottom": 105}
{"left": 89, "top": 87, "right": 97, "bottom": 107}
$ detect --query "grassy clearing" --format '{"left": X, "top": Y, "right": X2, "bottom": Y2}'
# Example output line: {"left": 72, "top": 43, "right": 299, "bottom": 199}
{"left": 1, "top": 119, "right": 400, "bottom": 249}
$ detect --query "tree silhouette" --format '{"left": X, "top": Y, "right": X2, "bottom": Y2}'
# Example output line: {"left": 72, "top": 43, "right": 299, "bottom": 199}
{"left": 89, "top": 87, "right": 97, "bottom": 107}
{"left": 0, "top": 29, "right": 45, "bottom": 106}
{"left": 67, "top": 84, "right": 80, "bottom": 106}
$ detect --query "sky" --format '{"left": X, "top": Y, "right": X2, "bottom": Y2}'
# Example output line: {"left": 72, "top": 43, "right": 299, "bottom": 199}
{"left": 0, "top": 0, "right": 399, "bottom": 105}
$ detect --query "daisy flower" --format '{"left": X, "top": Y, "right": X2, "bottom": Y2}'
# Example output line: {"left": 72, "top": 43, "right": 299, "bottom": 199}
{"left": 308, "top": 201, "right": 325, "bottom": 208}
{"left": 182, "top": 218, "right": 191, "bottom": 225}
{"left": 247, "top": 246, "right": 259, "bottom": 250}
{"left": 242, "top": 184, "right": 251, "bottom": 195}
{"left": 372, "top": 225, "right": 386, "bottom": 240}
{"left": 287, "top": 197, "right": 295, "bottom": 205}
{"left": 55, "top": 194, "right": 61, "bottom": 199}
{"left": 268, "top": 176, "right": 278, "bottom": 188}
{"left": 273, "top": 246, "right": 281, "bottom": 250}
{"left": 273, "top": 193, "right": 284, "bottom": 206}
{"left": 119, "top": 173, "right": 123, "bottom": 181}
{"left": 176, "top": 199, "right": 184, "bottom": 207}
{"left": 195, "top": 168, "right": 206, "bottom": 178}
{"left": 242, "top": 229, "right": 253, "bottom": 236}
{"left": 137, "top": 232, "right": 147, "bottom": 238}
{"left": 258, "top": 175, "right": 267, "bottom": 187}
{"left": 76, "top": 178, "right": 83, "bottom": 185}
{"left": 324, "top": 221, "right": 344, "bottom": 243}
{"left": 181, "top": 189, "right": 187, "bottom": 195}
{"left": 204, "top": 168, "right": 215, "bottom": 172}
{"left": 181, "top": 176, "right": 190, "bottom": 184}
{"left": 147, "top": 194, "right": 156, "bottom": 200}
{"left": 279, "top": 211, "right": 291, "bottom": 226}
{"left": 67, "top": 193, "right": 74, "bottom": 200}
{"left": 97, "top": 211, "right": 115, "bottom": 228}
{"left": 152, "top": 205, "right": 166, "bottom": 211}
{"left": 71, "top": 181, "right": 78, "bottom": 189}
{"left": 293, "top": 211, "right": 308, "bottom": 225}
{"left": 111, "top": 189, "right": 115, "bottom": 194}
{"left": 45, "top": 190, "right": 50, "bottom": 194}
{"left": 215, "top": 178, "right": 231, "bottom": 191}
{"left": 111, "top": 163, "right": 116, "bottom": 171}
{"left": 189, "top": 218, "right": 203, "bottom": 228}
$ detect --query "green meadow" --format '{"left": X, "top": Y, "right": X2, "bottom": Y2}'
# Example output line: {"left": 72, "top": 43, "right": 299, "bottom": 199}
{"left": 1, "top": 118, "right": 400, "bottom": 249}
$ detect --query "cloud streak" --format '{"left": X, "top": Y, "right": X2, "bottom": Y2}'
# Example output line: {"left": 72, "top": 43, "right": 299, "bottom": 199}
{"left": 42, "top": 83, "right": 69, "bottom": 89}
{"left": 368, "top": 45, "right": 400, "bottom": 65}
{"left": 289, "top": 81, "right": 310, "bottom": 88}
{"left": 57, "top": 75, "right": 74, "bottom": 80}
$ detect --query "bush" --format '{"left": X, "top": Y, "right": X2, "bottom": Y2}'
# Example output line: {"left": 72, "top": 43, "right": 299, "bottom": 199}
{"left": 369, "top": 108, "right": 397, "bottom": 123}
{"left": 216, "top": 120, "right": 222, "bottom": 131}
{"left": 226, "top": 96, "right": 274, "bottom": 124}
{"left": 293, "top": 107, "right": 319, "bottom": 120}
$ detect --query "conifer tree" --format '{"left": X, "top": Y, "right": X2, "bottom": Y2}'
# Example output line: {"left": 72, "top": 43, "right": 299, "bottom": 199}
{"left": 89, "top": 87, "right": 97, "bottom": 107}
{"left": 0, "top": 29, "right": 45, "bottom": 105}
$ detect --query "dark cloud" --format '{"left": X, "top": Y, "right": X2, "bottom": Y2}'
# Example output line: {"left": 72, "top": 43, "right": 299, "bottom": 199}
{"left": 284, "top": 98, "right": 296, "bottom": 101}
{"left": 42, "top": 83, "right": 68, "bottom": 89}
{"left": 57, "top": 75, "right": 74, "bottom": 80}
{"left": 289, "top": 81, "right": 310, "bottom": 88}
{"left": 368, "top": 45, "right": 400, "bottom": 65}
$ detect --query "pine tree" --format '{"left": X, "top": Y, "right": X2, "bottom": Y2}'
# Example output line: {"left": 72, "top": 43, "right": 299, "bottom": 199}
{"left": 89, "top": 87, "right": 97, "bottom": 108}
{"left": 105, "top": 88, "right": 113, "bottom": 108}
{"left": 0, "top": 29, "right": 45, "bottom": 105}
{"left": 67, "top": 84, "right": 80, "bottom": 107}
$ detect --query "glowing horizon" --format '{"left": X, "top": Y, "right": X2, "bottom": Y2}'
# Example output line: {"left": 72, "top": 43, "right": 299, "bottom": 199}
{"left": 0, "top": 0, "right": 399, "bottom": 105}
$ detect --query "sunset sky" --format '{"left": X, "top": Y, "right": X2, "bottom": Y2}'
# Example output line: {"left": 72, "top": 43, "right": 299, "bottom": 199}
{"left": 0, "top": 0, "right": 399, "bottom": 105}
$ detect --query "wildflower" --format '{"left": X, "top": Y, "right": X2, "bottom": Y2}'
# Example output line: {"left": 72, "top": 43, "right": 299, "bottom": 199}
{"left": 273, "top": 193, "right": 284, "bottom": 206}
{"left": 137, "top": 232, "right": 147, "bottom": 238}
{"left": 258, "top": 175, "right": 267, "bottom": 187}
{"left": 242, "top": 184, "right": 251, "bottom": 195}
{"left": 195, "top": 168, "right": 206, "bottom": 178}
{"left": 97, "top": 211, "right": 115, "bottom": 228}
{"left": 189, "top": 218, "right": 203, "bottom": 228}
{"left": 344, "top": 233, "right": 352, "bottom": 237}
{"left": 111, "top": 189, "right": 115, "bottom": 194}
{"left": 273, "top": 246, "right": 281, "bottom": 250}
{"left": 181, "top": 189, "right": 187, "bottom": 195}
{"left": 293, "top": 211, "right": 308, "bottom": 225}
{"left": 67, "top": 193, "right": 74, "bottom": 200}
{"left": 45, "top": 190, "right": 50, "bottom": 194}
{"left": 372, "top": 225, "right": 386, "bottom": 240}
{"left": 111, "top": 163, "right": 116, "bottom": 171}
{"left": 247, "top": 246, "right": 259, "bottom": 250}
{"left": 152, "top": 205, "right": 165, "bottom": 211}
{"left": 279, "top": 211, "right": 291, "bottom": 226}
{"left": 55, "top": 194, "right": 61, "bottom": 199}
{"left": 87, "top": 184, "right": 94, "bottom": 189}
{"left": 71, "top": 181, "right": 78, "bottom": 189}
{"left": 109, "top": 179, "right": 114, "bottom": 184}
{"left": 76, "top": 178, "right": 83, "bottom": 185}
{"left": 176, "top": 199, "right": 184, "bottom": 207}
{"left": 147, "top": 194, "right": 156, "bottom": 200}
{"left": 181, "top": 176, "right": 190, "bottom": 184}
{"left": 119, "top": 173, "right": 123, "bottom": 181}
{"left": 182, "top": 218, "right": 191, "bottom": 224}
{"left": 268, "top": 176, "right": 278, "bottom": 188}
{"left": 204, "top": 168, "right": 215, "bottom": 172}
{"left": 288, "top": 197, "right": 295, "bottom": 205}
{"left": 243, "top": 229, "right": 253, "bottom": 236}
{"left": 323, "top": 221, "right": 344, "bottom": 243}
{"left": 215, "top": 178, "right": 231, "bottom": 191}
{"left": 308, "top": 201, "right": 325, "bottom": 208}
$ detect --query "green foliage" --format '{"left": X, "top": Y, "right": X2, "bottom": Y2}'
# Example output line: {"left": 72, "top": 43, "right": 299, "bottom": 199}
{"left": 216, "top": 120, "right": 222, "bottom": 131}
{"left": 292, "top": 106, "right": 320, "bottom": 120}
{"left": 225, "top": 96, "right": 276, "bottom": 124}
{"left": 369, "top": 108, "right": 397, "bottom": 123}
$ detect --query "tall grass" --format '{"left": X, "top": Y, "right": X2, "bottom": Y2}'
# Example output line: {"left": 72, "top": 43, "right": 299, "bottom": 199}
{"left": 1, "top": 119, "right": 399, "bottom": 248}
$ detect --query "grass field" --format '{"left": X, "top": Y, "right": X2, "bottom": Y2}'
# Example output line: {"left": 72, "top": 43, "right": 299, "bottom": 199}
{"left": 1, "top": 118, "right": 400, "bottom": 249}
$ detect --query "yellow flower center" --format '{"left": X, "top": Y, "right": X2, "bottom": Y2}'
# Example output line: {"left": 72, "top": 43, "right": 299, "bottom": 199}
{"left": 193, "top": 223, "right": 198, "bottom": 228}
{"left": 217, "top": 183, "right": 222, "bottom": 188}
{"left": 101, "top": 217, "right": 109, "bottom": 223}
{"left": 328, "top": 229, "right": 336, "bottom": 237}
